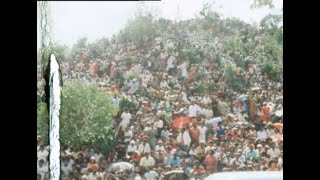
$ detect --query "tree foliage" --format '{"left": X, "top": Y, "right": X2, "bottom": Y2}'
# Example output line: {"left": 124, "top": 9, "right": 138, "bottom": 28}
{"left": 60, "top": 80, "right": 118, "bottom": 152}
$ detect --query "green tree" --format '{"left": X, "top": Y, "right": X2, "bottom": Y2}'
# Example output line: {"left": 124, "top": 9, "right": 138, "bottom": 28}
{"left": 60, "top": 80, "right": 118, "bottom": 152}
{"left": 70, "top": 37, "right": 88, "bottom": 59}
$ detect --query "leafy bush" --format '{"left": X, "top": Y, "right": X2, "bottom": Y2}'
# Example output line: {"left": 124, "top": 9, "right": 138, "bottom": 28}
{"left": 261, "top": 61, "right": 280, "bottom": 80}
{"left": 60, "top": 80, "right": 118, "bottom": 152}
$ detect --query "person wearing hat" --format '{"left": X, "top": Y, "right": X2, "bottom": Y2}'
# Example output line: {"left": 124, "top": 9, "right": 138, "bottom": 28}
{"left": 155, "top": 140, "right": 165, "bottom": 152}
{"left": 127, "top": 140, "right": 138, "bottom": 156}
{"left": 87, "top": 156, "right": 99, "bottom": 170}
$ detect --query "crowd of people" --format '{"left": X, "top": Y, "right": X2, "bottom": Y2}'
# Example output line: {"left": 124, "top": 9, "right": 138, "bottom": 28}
{"left": 37, "top": 17, "right": 283, "bottom": 180}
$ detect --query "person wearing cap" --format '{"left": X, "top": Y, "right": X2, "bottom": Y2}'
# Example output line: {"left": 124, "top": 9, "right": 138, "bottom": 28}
{"left": 127, "top": 140, "right": 138, "bottom": 156}
{"left": 155, "top": 140, "right": 165, "bottom": 152}
{"left": 87, "top": 156, "right": 99, "bottom": 170}
{"left": 124, "top": 126, "right": 133, "bottom": 145}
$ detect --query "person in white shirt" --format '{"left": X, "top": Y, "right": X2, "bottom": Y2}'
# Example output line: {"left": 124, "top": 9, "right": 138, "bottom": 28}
{"left": 166, "top": 55, "right": 175, "bottom": 72}
{"left": 176, "top": 128, "right": 191, "bottom": 147}
{"left": 155, "top": 140, "right": 165, "bottom": 152}
{"left": 202, "top": 94, "right": 212, "bottom": 105}
{"left": 61, "top": 159, "right": 72, "bottom": 177}
{"left": 188, "top": 144, "right": 197, "bottom": 156}
{"left": 140, "top": 152, "right": 155, "bottom": 168}
{"left": 37, "top": 145, "right": 49, "bottom": 163}
{"left": 256, "top": 127, "right": 268, "bottom": 141}
{"left": 144, "top": 167, "right": 158, "bottom": 180}
{"left": 160, "top": 79, "right": 171, "bottom": 90}
{"left": 188, "top": 101, "right": 201, "bottom": 117}
{"left": 124, "top": 126, "right": 133, "bottom": 144}
{"left": 127, "top": 140, "right": 138, "bottom": 155}
{"left": 230, "top": 153, "right": 245, "bottom": 169}
{"left": 94, "top": 149, "right": 103, "bottom": 163}
{"left": 198, "top": 122, "right": 208, "bottom": 143}
{"left": 37, "top": 159, "right": 48, "bottom": 180}
{"left": 138, "top": 139, "right": 151, "bottom": 154}
{"left": 267, "top": 142, "right": 281, "bottom": 159}
{"left": 120, "top": 109, "right": 132, "bottom": 132}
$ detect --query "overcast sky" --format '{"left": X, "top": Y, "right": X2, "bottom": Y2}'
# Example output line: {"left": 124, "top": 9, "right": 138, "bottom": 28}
{"left": 37, "top": 0, "right": 282, "bottom": 48}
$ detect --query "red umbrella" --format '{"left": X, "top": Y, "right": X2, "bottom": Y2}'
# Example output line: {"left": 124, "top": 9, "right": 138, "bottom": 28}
{"left": 273, "top": 123, "right": 283, "bottom": 131}
{"left": 171, "top": 116, "right": 192, "bottom": 129}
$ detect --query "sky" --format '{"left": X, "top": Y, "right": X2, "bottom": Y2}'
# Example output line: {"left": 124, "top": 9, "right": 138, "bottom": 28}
{"left": 37, "top": 0, "right": 283, "bottom": 48}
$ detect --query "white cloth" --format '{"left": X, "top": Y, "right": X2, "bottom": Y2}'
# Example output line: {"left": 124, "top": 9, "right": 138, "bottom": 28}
{"left": 188, "top": 104, "right": 201, "bottom": 117}
{"left": 176, "top": 131, "right": 191, "bottom": 146}
{"left": 127, "top": 144, "right": 137, "bottom": 153}
{"left": 160, "top": 80, "right": 171, "bottom": 89}
{"left": 124, "top": 130, "right": 133, "bottom": 143}
{"left": 166, "top": 56, "right": 175, "bottom": 71}
{"left": 155, "top": 145, "right": 165, "bottom": 152}
{"left": 37, "top": 149, "right": 49, "bottom": 163}
{"left": 198, "top": 126, "right": 207, "bottom": 143}
{"left": 267, "top": 148, "right": 281, "bottom": 159}
{"left": 140, "top": 156, "right": 155, "bottom": 167}
{"left": 155, "top": 120, "right": 164, "bottom": 129}
{"left": 138, "top": 143, "right": 151, "bottom": 154}
{"left": 257, "top": 130, "right": 268, "bottom": 141}
{"left": 37, "top": 162, "right": 48, "bottom": 180}
{"left": 202, "top": 97, "right": 212, "bottom": 105}
{"left": 144, "top": 170, "right": 158, "bottom": 180}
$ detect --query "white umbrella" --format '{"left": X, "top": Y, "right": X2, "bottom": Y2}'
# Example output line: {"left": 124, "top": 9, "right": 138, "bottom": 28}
{"left": 207, "top": 117, "right": 222, "bottom": 125}
{"left": 108, "top": 162, "right": 134, "bottom": 172}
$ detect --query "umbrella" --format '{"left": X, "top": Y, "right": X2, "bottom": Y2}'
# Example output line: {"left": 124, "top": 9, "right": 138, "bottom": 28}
{"left": 207, "top": 117, "right": 222, "bottom": 125}
{"left": 251, "top": 87, "right": 261, "bottom": 91}
{"left": 171, "top": 116, "right": 192, "bottom": 129}
{"left": 164, "top": 170, "right": 189, "bottom": 180}
{"left": 273, "top": 123, "right": 283, "bottom": 131}
{"left": 108, "top": 162, "right": 134, "bottom": 173}
{"left": 237, "top": 94, "right": 248, "bottom": 102}
{"left": 275, "top": 96, "right": 283, "bottom": 104}
{"left": 142, "top": 118, "right": 154, "bottom": 123}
